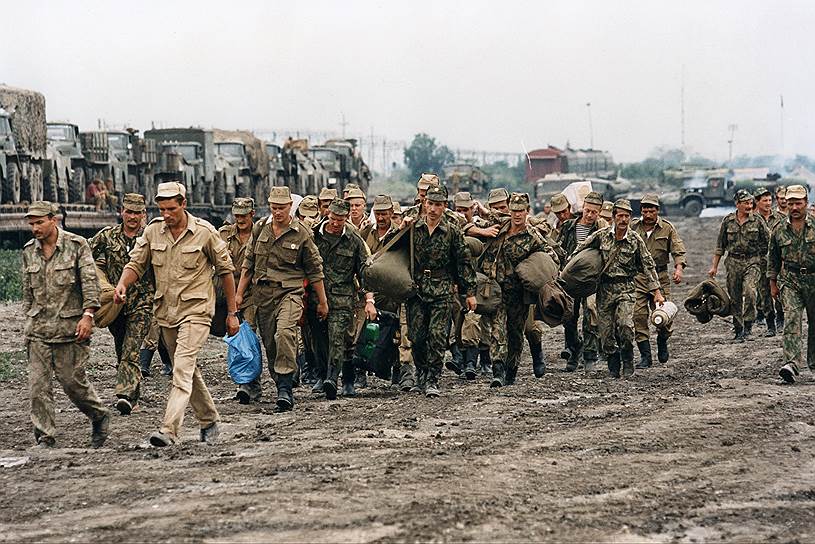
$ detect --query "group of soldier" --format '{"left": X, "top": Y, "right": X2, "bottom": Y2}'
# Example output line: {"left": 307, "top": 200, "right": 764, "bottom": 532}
{"left": 19, "top": 171, "right": 814, "bottom": 449}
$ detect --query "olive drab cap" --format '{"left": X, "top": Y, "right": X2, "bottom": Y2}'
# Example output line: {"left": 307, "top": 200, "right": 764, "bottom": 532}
{"left": 392, "top": 201, "right": 403, "bottom": 215}
{"left": 318, "top": 187, "right": 338, "bottom": 201}
{"left": 267, "top": 186, "right": 293, "bottom": 205}
{"left": 583, "top": 191, "right": 604, "bottom": 206}
{"left": 231, "top": 197, "right": 255, "bottom": 215}
{"left": 156, "top": 181, "right": 186, "bottom": 199}
{"left": 753, "top": 186, "right": 771, "bottom": 199}
{"left": 344, "top": 186, "right": 366, "bottom": 201}
{"left": 426, "top": 184, "right": 448, "bottom": 202}
{"left": 298, "top": 195, "right": 320, "bottom": 217}
{"left": 613, "top": 198, "right": 633, "bottom": 213}
{"left": 26, "top": 200, "right": 54, "bottom": 217}
{"left": 453, "top": 191, "right": 475, "bottom": 208}
{"left": 343, "top": 183, "right": 360, "bottom": 194}
{"left": 488, "top": 188, "right": 510, "bottom": 204}
{"left": 734, "top": 189, "right": 753, "bottom": 203}
{"left": 508, "top": 192, "right": 530, "bottom": 211}
{"left": 785, "top": 184, "right": 807, "bottom": 200}
{"left": 122, "top": 193, "right": 146, "bottom": 212}
{"left": 417, "top": 173, "right": 440, "bottom": 190}
{"left": 600, "top": 200, "right": 614, "bottom": 219}
{"left": 372, "top": 194, "right": 393, "bottom": 211}
{"left": 550, "top": 193, "right": 570, "bottom": 213}
{"left": 640, "top": 193, "right": 661, "bottom": 207}
{"left": 328, "top": 198, "right": 351, "bottom": 216}
{"left": 775, "top": 185, "right": 787, "bottom": 197}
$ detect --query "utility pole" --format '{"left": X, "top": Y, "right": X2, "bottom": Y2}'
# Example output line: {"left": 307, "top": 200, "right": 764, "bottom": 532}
{"left": 586, "top": 102, "right": 594, "bottom": 149}
{"left": 339, "top": 112, "right": 349, "bottom": 138}
{"left": 681, "top": 64, "right": 686, "bottom": 150}
{"left": 780, "top": 94, "right": 785, "bottom": 158}
{"left": 369, "top": 127, "right": 375, "bottom": 172}
{"left": 727, "top": 124, "right": 738, "bottom": 164}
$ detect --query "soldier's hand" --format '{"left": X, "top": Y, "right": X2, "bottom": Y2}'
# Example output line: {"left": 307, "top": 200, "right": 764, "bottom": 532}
{"left": 114, "top": 283, "right": 127, "bottom": 304}
{"left": 75, "top": 315, "right": 94, "bottom": 342}
{"left": 465, "top": 295, "right": 477, "bottom": 312}
{"left": 653, "top": 290, "right": 666, "bottom": 306}
{"left": 226, "top": 314, "right": 239, "bottom": 336}
{"left": 235, "top": 294, "right": 244, "bottom": 309}
{"left": 672, "top": 265, "right": 683, "bottom": 284}
{"left": 707, "top": 266, "right": 717, "bottom": 278}
{"left": 317, "top": 300, "right": 329, "bottom": 320}
{"left": 401, "top": 216, "right": 415, "bottom": 230}
{"left": 481, "top": 225, "right": 500, "bottom": 238}
{"left": 365, "top": 300, "right": 377, "bottom": 321}
{"left": 770, "top": 280, "right": 780, "bottom": 300}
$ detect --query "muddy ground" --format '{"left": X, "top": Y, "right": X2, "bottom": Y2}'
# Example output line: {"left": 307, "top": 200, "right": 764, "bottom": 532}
{"left": 1, "top": 216, "right": 813, "bottom": 543}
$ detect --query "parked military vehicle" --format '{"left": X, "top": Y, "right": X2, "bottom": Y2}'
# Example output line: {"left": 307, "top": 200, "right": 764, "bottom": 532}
{"left": 0, "top": 85, "right": 47, "bottom": 204}
{"left": 44, "top": 122, "right": 87, "bottom": 203}
{"left": 145, "top": 127, "right": 215, "bottom": 205}
{"left": 78, "top": 129, "right": 156, "bottom": 199}
{"left": 311, "top": 138, "right": 371, "bottom": 195}
{"left": 213, "top": 129, "right": 269, "bottom": 205}
{"left": 533, "top": 173, "right": 631, "bottom": 212}
{"left": 442, "top": 163, "right": 490, "bottom": 198}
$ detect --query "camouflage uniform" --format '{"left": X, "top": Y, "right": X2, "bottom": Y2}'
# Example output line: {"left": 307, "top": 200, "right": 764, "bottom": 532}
{"left": 715, "top": 212, "right": 770, "bottom": 335}
{"left": 757, "top": 210, "right": 787, "bottom": 331}
{"left": 90, "top": 223, "right": 154, "bottom": 404}
{"left": 218, "top": 222, "right": 255, "bottom": 326}
{"left": 768, "top": 212, "right": 815, "bottom": 378}
{"left": 574, "top": 225, "right": 660, "bottom": 376}
{"left": 23, "top": 226, "right": 108, "bottom": 444}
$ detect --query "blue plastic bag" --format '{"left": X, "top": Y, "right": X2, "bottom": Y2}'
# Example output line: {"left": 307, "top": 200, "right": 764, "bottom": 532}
{"left": 224, "top": 321, "right": 262, "bottom": 384}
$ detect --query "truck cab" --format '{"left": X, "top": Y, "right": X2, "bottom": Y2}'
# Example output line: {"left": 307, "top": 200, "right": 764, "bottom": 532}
{"left": 213, "top": 141, "right": 251, "bottom": 204}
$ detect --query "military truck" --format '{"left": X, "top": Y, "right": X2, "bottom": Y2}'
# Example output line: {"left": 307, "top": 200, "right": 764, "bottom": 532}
{"left": 145, "top": 127, "right": 215, "bottom": 205}
{"left": 314, "top": 138, "right": 372, "bottom": 195}
{"left": 533, "top": 173, "right": 631, "bottom": 212}
{"left": 77, "top": 129, "right": 155, "bottom": 200}
{"left": 0, "top": 85, "right": 47, "bottom": 204}
{"left": 442, "top": 163, "right": 489, "bottom": 198}
{"left": 44, "top": 122, "right": 86, "bottom": 203}
{"left": 212, "top": 129, "right": 269, "bottom": 205}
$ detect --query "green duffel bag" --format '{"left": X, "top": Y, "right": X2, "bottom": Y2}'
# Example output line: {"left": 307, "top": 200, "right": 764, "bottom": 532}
{"left": 560, "top": 248, "right": 603, "bottom": 299}
{"left": 475, "top": 272, "right": 502, "bottom": 315}
{"left": 516, "top": 251, "right": 559, "bottom": 293}
{"left": 364, "top": 226, "right": 416, "bottom": 303}
{"left": 465, "top": 236, "right": 485, "bottom": 259}
{"left": 94, "top": 265, "right": 122, "bottom": 329}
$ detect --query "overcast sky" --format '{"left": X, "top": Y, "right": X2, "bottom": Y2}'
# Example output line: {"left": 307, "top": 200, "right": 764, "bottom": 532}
{"left": 3, "top": 0, "right": 813, "bottom": 164}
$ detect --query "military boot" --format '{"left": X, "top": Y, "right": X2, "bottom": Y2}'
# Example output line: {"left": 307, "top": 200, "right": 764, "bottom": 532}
{"left": 299, "top": 352, "right": 316, "bottom": 385}
{"left": 583, "top": 351, "right": 598, "bottom": 373}
{"left": 91, "top": 412, "right": 110, "bottom": 449}
{"left": 621, "top": 347, "right": 635, "bottom": 378}
{"left": 505, "top": 364, "right": 518, "bottom": 386}
{"left": 391, "top": 361, "right": 401, "bottom": 386}
{"left": 732, "top": 324, "right": 745, "bottom": 343}
{"left": 139, "top": 348, "right": 153, "bottom": 377}
{"left": 157, "top": 339, "right": 173, "bottom": 376}
{"left": 411, "top": 368, "right": 427, "bottom": 393}
{"left": 323, "top": 364, "right": 339, "bottom": 400}
{"left": 755, "top": 309, "right": 765, "bottom": 326}
{"left": 341, "top": 361, "right": 357, "bottom": 397}
{"left": 779, "top": 363, "right": 799, "bottom": 384}
{"left": 656, "top": 333, "right": 670, "bottom": 364}
{"left": 354, "top": 371, "right": 368, "bottom": 390}
{"left": 607, "top": 352, "right": 621, "bottom": 379}
{"left": 564, "top": 349, "right": 579, "bottom": 372}
{"left": 530, "top": 342, "right": 546, "bottom": 378}
{"left": 490, "top": 361, "right": 506, "bottom": 388}
{"left": 400, "top": 364, "right": 416, "bottom": 392}
{"left": 445, "top": 345, "right": 464, "bottom": 376}
{"left": 274, "top": 373, "right": 295, "bottom": 412}
{"left": 479, "top": 349, "right": 492, "bottom": 376}
{"left": 311, "top": 360, "right": 326, "bottom": 395}
{"left": 424, "top": 368, "right": 441, "bottom": 398}
{"left": 764, "top": 314, "right": 777, "bottom": 337}
{"left": 464, "top": 347, "right": 478, "bottom": 380}
{"left": 743, "top": 321, "right": 754, "bottom": 340}
{"left": 636, "top": 340, "right": 652, "bottom": 369}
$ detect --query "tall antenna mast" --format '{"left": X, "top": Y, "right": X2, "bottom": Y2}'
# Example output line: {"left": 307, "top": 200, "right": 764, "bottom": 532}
{"left": 339, "top": 112, "right": 349, "bottom": 138}
{"left": 681, "top": 64, "right": 686, "bottom": 150}
{"left": 727, "top": 124, "right": 738, "bottom": 164}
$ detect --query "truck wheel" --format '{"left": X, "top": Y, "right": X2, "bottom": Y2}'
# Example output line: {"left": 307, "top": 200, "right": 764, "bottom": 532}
{"left": 683, "top": 199, "right": 703, "bottom": 217}
{"left": 70, "top": 167, "right": 85, "bottom": 203}
{"left": 2, "top": 162, "right": 21, "bottom": 204}
{"left": 31, "top": 164, "right": 44, "bottom": 201}
{"left": 214, "top": 174, "right": 225, "bottom": 206}
{"left": 44, "top": 165, "right": 59, "bottom": 203}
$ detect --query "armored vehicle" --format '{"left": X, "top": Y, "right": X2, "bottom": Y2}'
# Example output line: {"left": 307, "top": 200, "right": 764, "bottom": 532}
{"left": 0, "top": 85, "right": 47, "bottom": 204}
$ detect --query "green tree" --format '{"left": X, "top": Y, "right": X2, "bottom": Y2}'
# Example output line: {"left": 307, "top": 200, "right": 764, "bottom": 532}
{"left": 403, "top": 133, "right": 455, "bottom": 180}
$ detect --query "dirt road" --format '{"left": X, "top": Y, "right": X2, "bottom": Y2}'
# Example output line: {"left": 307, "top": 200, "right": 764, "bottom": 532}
{"left": 1, "top": 216, "right": 813, "bottom": 543}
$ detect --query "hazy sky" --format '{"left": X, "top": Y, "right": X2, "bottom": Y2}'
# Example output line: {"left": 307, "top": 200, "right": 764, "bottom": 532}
{"left": 3, "top": 0, "right": 813, "bottom": 164}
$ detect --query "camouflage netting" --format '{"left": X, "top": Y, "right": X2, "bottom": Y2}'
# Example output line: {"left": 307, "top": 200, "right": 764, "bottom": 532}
{"left": 213, "top": 129, "right": 269, "bottom": 177}
{"left": 0, "top": 85, "right": 47, "bottom": 157}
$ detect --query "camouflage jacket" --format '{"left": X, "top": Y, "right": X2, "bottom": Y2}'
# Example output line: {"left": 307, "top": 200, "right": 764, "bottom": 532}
{"left": 22, "top": 229, "right": 101, "bottom": 342}
{"left": 310, "top": 223, "right": 370, "bottom": 309}
{"left": 409, "top": 215, "right": 477, "bottom": 300}
{"left": 715, "top": 212, "right": 769, "bottom": 261}
{"left": 218, "top": 222, "right": 253, "bottom": 309}
{"left": 89, "top": 223, "right": 154, "bottom": 316}
{"left": 480, "top": 223, "right": 559, "bottom": 295}
{"left": 758, "top": 210, "right": 786, "bottom": 235}
{"left": 574, "top": 226, "right": 661, "bottom": 292}
{"left": 557, "top": 215, "right": 608, "bottom": 259}
{"left": 767, "top": 214, "right": 815, "bottom": 281}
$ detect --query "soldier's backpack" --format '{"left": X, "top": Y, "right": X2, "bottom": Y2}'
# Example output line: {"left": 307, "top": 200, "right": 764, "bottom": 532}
{"left": 516, "top": 251, "right": 560, "bottom": 293}
{"left": 559, "top": 248, "right": 604, "bottom": 298}
{"left": 364, "top": 225, "right": 416, "bottom": 303}
{"left": 474, "top": 272, "right": 502, "bottom": 315}
{"left": 535, "top": 279, "right": 574, "bottom": 327}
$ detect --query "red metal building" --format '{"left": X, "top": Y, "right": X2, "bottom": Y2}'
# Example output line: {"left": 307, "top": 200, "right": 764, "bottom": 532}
{"left": 525, "top": 146, "right": 565, "bottom": 182}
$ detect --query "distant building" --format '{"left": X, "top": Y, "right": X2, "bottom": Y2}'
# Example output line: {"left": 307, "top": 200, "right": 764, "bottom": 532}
{"left": 525, "top": 145, "right": 615, "bottom": 182}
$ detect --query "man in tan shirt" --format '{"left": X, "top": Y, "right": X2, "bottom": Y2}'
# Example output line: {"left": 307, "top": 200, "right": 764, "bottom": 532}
{"left": 115, "top": 182, "right": 239, "bottom": 447}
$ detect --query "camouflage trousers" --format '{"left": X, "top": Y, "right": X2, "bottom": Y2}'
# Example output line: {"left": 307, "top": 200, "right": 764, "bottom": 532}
{"left": 108, "top": 310, "right": 151, "bottom": 402}
{"left": 634, "top": 271, "right": 672, "bottom": 343}
{"left": 596, "top": 281, "right": 636, "bottom": 356}
{"left": 563, "top": 294, "right": 600, "bottom": 356}
{"left": 487, "top": 289, "right": 529, "bottom": 370}
{"left": 406, "top": 296, "right": 452, "bottom": 377}
{"left": 142, "top": 318, "right": 161, "bottom": 351}
{"left": 725, "top": 257, "right": 761, "bottom": 330}
{"left": 308, "top": 306, "right": 354, "bottom": 379}
{"left": 756, "top": 258, "right": 776, "bottom": 324}
{"left": 779, "top": 275, "right": 815, "bottom": 372}
{"left": 27, "top": 339, "right": 108, "bottom": 441}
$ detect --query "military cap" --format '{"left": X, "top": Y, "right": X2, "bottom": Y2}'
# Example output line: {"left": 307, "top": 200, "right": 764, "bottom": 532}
{"left": 509, "top": 192, "right": 530, "bottom": 211}
{"left": 345, "top": 186, "right": 366, "bottom": 201}
{"left": 600, "top": 200, "right": 614, "bottom": 219}
{"left": 453, "top": 191, "right": 475, "bottom": 208}
{"left": 343, "top": 183, "right": 360, "bottom": 194}
{"left": 231, "top": 197, "right": 255, "bottom": 215}
{"left": 488, "top": 187, "right": 510, "bottom": 205}
{"left": 612, "top": 198, "right": 633, "bottom": 213}
{"left": 372, "top": 194, "right": 393, "bottom": 211}
{"left": 583, "top": 191, "right": 604, "bottom": 206}
{"left": 298, "top": 195, "right": 320, "bottom": 217}
{"left": 318, "top": 187, "right": 338, "bottom": 201}
{"left": 392, "top": 202, "right": 403, "bottom": 215}
{"left": 785, "top": 184, "right": 807, "bottom": 200}
{"left": 26, "top": 200, "right": 55, "bottom": 217}
{"left": 753, "top": 186, "right": 771, "bottom": 199}
{"left": 775, "top": 185, "right": 787, "bottom": 197}
{"left": 734, "top": 189, "right": 753, "bottom": 203}
{"left": 550, "top": 193, "right": 570, "bottom": 213}
{"left": 122, "top": 193, "right": 146, "bottom": 212}
{"left": 417, "top": 173, "right": 440, "bottom": 190}
{"left": 426, "top": 184, "right": 448, "bottom": 202}
{"left": 640, "top": 192, "right": 661, "bottom": 207}
{"left": 156, "top": 181, "right": 186, "bottom": 199}
{"left": 267, "top": 186, "right": 293, "bottom": 205}
{"left": 328, "top": 198, "right": 351, "bottom": 215}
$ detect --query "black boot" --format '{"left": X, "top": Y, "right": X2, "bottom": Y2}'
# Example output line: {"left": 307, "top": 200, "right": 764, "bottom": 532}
{"left": 445, "top": 345, "right": 463, "bottom": 376}
{"left": 323, "top": 363, "right": 339, "bottom": 400}
{"left": 411, "top": 368, "right": 427, "bottom": 393}
{"left": 464, "top": 347, "right": 478, "bottom": 380}
{"left": 743, "top": 321, "right": 753, "bottom": 340}
{"left": 530, "top": 342, "right": 546, "bottom": 378}
{"left": 490, "top": 361, "right": 506, "bottom": 388}
{"left": 341, "top": 361, "right": 356, "bottom": 397}
{"left": 656, "top": 333, "right": 669, "bottom": 363}
{"left": 607, "top": 352, "right": 621, "bottom": 379}
{"left": 139, "top": 348, "right": 153, "bottom": 377}
{"left": 425, "top": 368, "right": 441, "bottom": 397}
{"left": 274, "top": 373, "right": 295, "bottom": 412}
{"left": 299, "top": 352, "right": 316, "bottom": 385}
{"left": 755, "top": 308, "right": 765, "bottom": 326}
{"left": 764, "top": 314, "right": 776, "bottom": 337}
{"left": 157, "top": 336, "right": 173, "bottom": 376}
{"left": 505, "top": 364, "right": 518, "bottom": 386}
{"left": 354, "top": 371, "right": 368, "bottom": 390}
{"left": 479, "top": 349, "right": 492, "bottom": 376}
{"left": 621, "top": 347, "right": 635, "bottom": 378}
{"left": 565, "top": 349, "right": 579, "bottom": 372}
{"left": 636, "top": 340, "right": 652, "bottom": 369}
{"left": 583, "top": 351, "right": 598, "bottom": 372}
{"left": 732, "top": 324, "right": 745, "bottom": 343}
